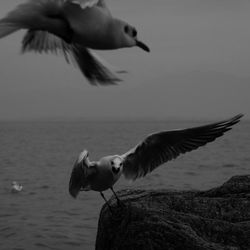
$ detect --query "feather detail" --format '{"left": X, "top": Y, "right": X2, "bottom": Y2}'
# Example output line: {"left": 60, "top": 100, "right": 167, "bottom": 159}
{"left": 122, "top": 114, "right": 243, "bottom": 180}
{"left": 22, "top": 30, "right": 121, "bottom": 85}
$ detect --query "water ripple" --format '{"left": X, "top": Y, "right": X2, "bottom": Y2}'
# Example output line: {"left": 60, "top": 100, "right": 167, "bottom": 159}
{"left": 222, "top": 163, "right": 237, "bottom": 168}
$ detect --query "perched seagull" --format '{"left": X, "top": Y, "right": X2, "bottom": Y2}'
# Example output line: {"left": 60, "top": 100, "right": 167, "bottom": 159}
{"left": 0, "top": 0, "right": 150, "bottom": 86}
{"left": 69, "top": 114, "right": 243, "bottom": 209}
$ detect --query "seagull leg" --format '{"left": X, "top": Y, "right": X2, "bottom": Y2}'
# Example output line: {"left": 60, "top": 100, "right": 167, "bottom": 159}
{"left": 100, "top": 192, "right": 113, "bottom": 213}
{"left": 110, "top": 187, "right": 123, "bottom": 207}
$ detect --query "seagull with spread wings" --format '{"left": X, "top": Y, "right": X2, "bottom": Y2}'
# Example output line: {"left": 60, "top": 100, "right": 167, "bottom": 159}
{"left": 0, "top": 0, "right": 150, "bottom": 85}
{"left": 69, "top": 114, "right": 243, "bottom": 209}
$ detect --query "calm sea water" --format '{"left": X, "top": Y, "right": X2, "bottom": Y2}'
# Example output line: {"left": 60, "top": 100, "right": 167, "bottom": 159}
{"left": 0, "top": 120, "right": 249, "bottom": 250}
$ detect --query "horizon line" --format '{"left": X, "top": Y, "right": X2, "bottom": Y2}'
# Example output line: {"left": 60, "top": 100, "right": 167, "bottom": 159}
{"left": 0, "top": 114, "right": 247, "bottom": 123}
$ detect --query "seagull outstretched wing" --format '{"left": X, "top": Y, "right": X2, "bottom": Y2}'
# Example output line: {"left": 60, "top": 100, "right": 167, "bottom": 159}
{"left": 121, "top": 114, "right": 243, "bottom": 180}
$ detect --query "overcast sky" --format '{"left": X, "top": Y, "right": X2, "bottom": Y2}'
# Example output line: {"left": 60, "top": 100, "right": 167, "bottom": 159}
{"left": 0, "top": 0, "right": 249, "bottom": 121}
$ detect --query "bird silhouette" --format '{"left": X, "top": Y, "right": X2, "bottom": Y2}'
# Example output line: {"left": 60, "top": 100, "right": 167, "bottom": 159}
{"left": 69, "top": 114, "right": 243, "bottom": 210}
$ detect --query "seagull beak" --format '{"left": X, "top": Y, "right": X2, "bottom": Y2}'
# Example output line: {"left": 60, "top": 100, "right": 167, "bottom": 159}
{"left": 112, "top": 166, "right": 120, "bottom": 174}
{"left": 136, "top": 40, "right": 150, "bottom": 52}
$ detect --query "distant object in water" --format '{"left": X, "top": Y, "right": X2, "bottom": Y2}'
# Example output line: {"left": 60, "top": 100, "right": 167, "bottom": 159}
{"left": 69, "top": 114, "right": 243, "bottom": 210}
{"left": 11, "top": 181, "right": 23, "bottom": 193}
{"left": 0, "top": 0, "right": 150, "bottom": 86}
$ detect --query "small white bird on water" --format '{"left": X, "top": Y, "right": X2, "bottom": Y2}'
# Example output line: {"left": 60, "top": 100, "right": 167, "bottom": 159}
{"left": 0, "top": 0, "right": 150, "bottom": 86}
{"left": 69, "top": 114, "right": 243, "bottom": 209}
{"left": 11, "top": 181, "right": 23, "bottom": 193}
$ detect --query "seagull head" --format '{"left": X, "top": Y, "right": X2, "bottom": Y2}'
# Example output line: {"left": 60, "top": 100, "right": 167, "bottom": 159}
{"left": 99, "top": 155, "right": 123, "bottom": 176}
{"left": 114, "top": 20, "right": 150, "bottom": 52}
{"left": 110, "top": 156, "right": 123, "bottom": 175}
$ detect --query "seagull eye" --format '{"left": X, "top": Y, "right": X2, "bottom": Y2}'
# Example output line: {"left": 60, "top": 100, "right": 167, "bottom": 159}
{"left": 124, "top": 25, "right": 129, "bottom": 34}
{"left": 111, "top": 161, "right": 114, "bottom": 166}
{"left": 132, "top": 29, "right": 137, "bottom": 37}
{"left": 119, "top": 163, "right": 123, "bottom": 167}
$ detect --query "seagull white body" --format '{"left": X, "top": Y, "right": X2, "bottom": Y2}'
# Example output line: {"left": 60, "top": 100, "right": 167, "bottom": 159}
{"left": 89, "top": 156, "right": 123, "bottom": 191}
{"left": 69, "top": 114, "right": 243, "bottom": 201}
{"left": 0, "top": 0, "right": 150, "bottom": 85}
{"left": 62, "top": 3, "right": 119, "bottom": 50}
{"left": 11, "top": 181, "right": 23, "bottom": 193}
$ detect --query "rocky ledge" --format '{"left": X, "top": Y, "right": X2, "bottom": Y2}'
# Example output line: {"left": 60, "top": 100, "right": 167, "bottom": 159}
{"left": 96, "top": 175, "right": 250, "bottom": 250}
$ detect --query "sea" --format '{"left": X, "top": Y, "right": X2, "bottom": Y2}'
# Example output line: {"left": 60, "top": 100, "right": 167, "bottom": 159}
{"left": 0, "top": 119, "right": 249, "bottom": 250}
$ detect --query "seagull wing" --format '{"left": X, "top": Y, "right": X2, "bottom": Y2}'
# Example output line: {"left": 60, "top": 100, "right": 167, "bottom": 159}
{"left": 121, "top": 114, "right": 243, "bottom": 180}
{"left": 69, "top": 151, "right": 97, "bottom": 198}
{"left": 22, "top": 30, "right": 121, "bottom": 85}
{"left": 68, "top": 0, "right": 108, "bottom": 10}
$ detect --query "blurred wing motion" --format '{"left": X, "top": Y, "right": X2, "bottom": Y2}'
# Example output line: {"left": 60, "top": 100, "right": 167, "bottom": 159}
{"left": 69, "top": 150, "right": 96, "bottom": 198}
{"left": 122, "top": 114, "right": 243, "bottom": 180}
{"left": 0, "top": 0, "right": 65, "bottom": 39}
{"left": 0, "top": 0, "right": 118, "bottom": 85}
{"left": 22, "top": 30, "right": 121, "bottom": 85}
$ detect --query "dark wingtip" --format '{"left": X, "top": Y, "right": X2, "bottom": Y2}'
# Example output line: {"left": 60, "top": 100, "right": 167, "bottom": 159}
{"left": 68, "top": 161, "right": 84, "bottom": 199}
{"left": 234, "top": 113, "right": 244, "bottom": 120}
{"left": 228, "top": 113, "right": 244, "bottom": 126}
{"left": 69, "top": 178, "right": 81, "bottom": 199}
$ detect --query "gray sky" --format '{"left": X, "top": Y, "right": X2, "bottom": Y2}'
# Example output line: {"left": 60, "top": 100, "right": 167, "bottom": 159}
{"left": 0, "top": 0, "right": 250, "bottom": 120}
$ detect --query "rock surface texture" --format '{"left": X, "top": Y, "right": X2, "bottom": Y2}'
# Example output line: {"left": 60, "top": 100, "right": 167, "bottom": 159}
{"left": 96, "top": 175, "right": 250, "bottom": 250}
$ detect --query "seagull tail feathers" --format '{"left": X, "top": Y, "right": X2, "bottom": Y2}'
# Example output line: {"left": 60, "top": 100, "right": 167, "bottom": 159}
{"left": 70, "top": 45, "right": 123, "bottom": 86}
{"left": 0, "top": 0, "right": 64, "bottom": 39}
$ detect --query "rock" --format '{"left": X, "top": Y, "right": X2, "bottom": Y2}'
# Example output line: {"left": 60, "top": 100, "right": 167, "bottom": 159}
{"left": 95, "top": 175, "right": 250, "bottom": 250}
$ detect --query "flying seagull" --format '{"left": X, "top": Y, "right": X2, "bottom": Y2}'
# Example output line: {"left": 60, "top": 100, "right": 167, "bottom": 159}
{"left": 0, "top": 0, "right": 150, "bottom": 86}
{"left": 69, "top": 114, "right": 243, "bottom": 209}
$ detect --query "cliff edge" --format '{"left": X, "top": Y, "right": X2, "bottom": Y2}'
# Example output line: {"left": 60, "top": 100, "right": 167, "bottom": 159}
{"left": 96, "top": 175, "right": 250, "bottom": 250}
